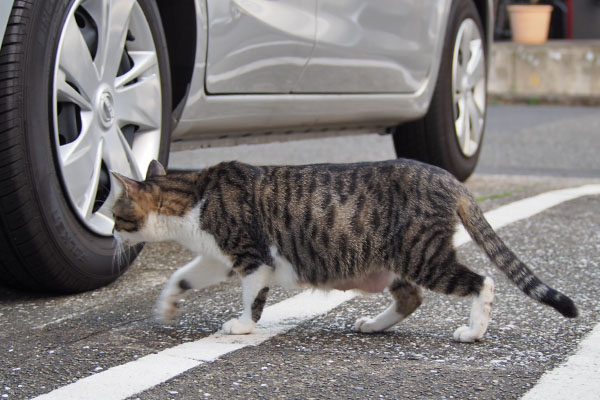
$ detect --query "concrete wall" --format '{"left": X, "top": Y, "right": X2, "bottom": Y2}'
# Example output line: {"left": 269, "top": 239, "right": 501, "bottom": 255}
{"left": 489, "top": 40, "right": 600, "bottom": 103}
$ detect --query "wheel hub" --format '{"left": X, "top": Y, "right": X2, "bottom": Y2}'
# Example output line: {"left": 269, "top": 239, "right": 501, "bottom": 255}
{"left": 98, "top": 90, "right": 115, "bottom": 128}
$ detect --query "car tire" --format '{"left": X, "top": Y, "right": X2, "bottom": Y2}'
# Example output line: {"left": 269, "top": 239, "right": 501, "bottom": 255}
{"left": 393, "top": 0, "right": 487, "bottom": 182}
{"left": 0, "top": 0, "right": 171, "bottom": 293}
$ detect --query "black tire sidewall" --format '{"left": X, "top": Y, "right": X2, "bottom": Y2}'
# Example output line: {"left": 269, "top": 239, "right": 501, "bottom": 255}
{"left": 427, "top": 0, "right": 487, "bottom": 181}
{"left": 21, "top": 0, "right": 171, "bottom": 291}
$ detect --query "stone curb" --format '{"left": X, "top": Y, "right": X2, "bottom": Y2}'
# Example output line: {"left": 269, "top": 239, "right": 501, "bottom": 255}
{"left": 489, "top": 40, "right": 600, "bottom": 104}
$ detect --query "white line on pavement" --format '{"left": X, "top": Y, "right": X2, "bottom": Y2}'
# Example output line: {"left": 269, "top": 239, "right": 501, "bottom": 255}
{"left": 34, "top": 184, "right": 600, "bottom": 400}
{"left": 522, "top": 323, "right": 600, "bottom": 400}
{"left": 453, "top": 184, "right": 600, "bottom": 246}
{"left": 33, "top": 290, "right": 358, "bottom": 400}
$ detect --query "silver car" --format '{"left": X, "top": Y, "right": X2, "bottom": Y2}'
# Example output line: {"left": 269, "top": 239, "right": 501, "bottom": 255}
{"left": 0, "top": 0, "right": 492, "bottom": 292}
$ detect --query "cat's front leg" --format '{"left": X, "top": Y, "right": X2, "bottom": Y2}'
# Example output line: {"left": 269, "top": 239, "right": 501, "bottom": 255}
{"left": 223, "top": 264, "right": 272, "bottom": 335}
{"left": 156, "top": 255, "right": 233, "bottom": 323}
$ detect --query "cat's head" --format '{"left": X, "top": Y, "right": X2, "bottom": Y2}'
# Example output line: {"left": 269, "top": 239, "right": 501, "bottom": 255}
{"left": 111, "top": 160, "right": 170, "bottom": 245}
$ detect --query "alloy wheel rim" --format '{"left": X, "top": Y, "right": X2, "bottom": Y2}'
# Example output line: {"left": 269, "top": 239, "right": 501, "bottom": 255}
{"left": 52, "top": 0, "right": 163, "bottom": 236}
{"left": 451, "top": 18, "right": 486, "bottom": 158}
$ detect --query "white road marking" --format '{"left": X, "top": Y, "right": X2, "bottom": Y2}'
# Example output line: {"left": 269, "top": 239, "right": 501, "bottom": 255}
{"left": 33, "top": 290, "right": 357, "bottom": 400}
{"left": 34, "top": 184, "right": 600, "bottom": 400}
{"left": 522, "top": 323, "right": 600, "bottom": 400}
{"left": 453, "top": 184, "right": 600, "bottom": 246}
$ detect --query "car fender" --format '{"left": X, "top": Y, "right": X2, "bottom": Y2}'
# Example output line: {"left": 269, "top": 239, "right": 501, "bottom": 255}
{"left": 0, "top": 0, "right": 15, "bottom": 50}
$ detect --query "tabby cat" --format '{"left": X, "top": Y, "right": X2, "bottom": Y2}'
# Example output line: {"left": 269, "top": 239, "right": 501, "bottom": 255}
{"left": 112, "top": 159, "right": 577, "bottom": 342}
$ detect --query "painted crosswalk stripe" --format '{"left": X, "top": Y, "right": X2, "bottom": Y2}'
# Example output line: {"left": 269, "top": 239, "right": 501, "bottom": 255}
{"left": 34, "top": 184, "right": 600, "bottom": 400}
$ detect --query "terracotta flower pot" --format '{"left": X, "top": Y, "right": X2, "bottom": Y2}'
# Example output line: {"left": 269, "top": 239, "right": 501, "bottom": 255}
{"left": 507, "top": 4, "right": 553, "bottom": 44}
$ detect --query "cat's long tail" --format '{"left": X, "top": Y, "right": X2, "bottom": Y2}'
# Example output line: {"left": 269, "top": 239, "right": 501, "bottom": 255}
{"left": 457, "top": 194, "right": 578, "bottom": 318}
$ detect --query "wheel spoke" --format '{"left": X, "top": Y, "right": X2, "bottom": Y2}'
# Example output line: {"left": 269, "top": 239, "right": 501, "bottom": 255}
{"left": 92, "top": 176, "right": 122, "bottom": 230}
{"left": 114, "top": 74, "right": 162, "bottom": 130}
{"left": 465, "top": 119, "right": 474, "bottom": 156}
{"left": 114, "top": 51, "right": 158, "bottom": 88}
{"left": 58, "top": 129, "right": 103, "bottom": 218}
{"left": 466, "top": 94, "right": 483, "bottom": 147}
{"left": 56, "top": 70, "right": 93, "bottom": 111}
{"left": 103, "top": 125, "right": 145, "bottom": 180}
{"left": 130, "top": 129, "right": 162, "bottom": 173}
{"left": 466, "top": 91, "right": 483, "bottom": 121}
{"left": 87, "top": 0, "right": 136, "bottom": 81}
{"left": 79, "top": 0, "right": 110, "bottom": 34}
{"left": 467, "top": 40, "right": 485, "bottom": 88}
{"left": 459, "top": 21, "right": 473, "bottom": 61}
{"left": 455, "top": 97, "right": 468, "bottom": 151}
{"left": 87, "top": 204, "right": 117, "bottom": 234}
{"left": 80, "top": 139, "right": 105, "bottom": 218}
{"left": 58, "top": 13, "right": 100, "bottom": 99}
{"left": 453, "top": 59, "right": 467, "bottom": 93}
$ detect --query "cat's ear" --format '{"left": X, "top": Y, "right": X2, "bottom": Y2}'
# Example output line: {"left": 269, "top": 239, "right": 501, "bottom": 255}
{"left": 111, "top": 172, "right": 141, "bottom": 194}
{"left": 146, "top": 160, "right": 166, "bottom": 178}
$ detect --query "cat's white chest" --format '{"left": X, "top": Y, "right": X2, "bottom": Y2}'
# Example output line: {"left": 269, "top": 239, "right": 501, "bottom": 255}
{"left": 170, "top": 204, "right": 232, "bottom": 266}
{"left": 165, "top": 205, "right": 302, "bottom": 288}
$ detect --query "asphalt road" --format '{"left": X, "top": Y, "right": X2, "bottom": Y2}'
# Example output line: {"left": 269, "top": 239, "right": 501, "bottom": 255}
{"left": 1, "top": 104, "right": 599, "bottom": 399}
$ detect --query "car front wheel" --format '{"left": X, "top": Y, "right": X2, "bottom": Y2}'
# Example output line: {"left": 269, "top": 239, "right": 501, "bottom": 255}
{"left": 393, "top": 0, "right": 487, "bottom": 182}
{"left": 0, "top": 0, "right": 171, "bottom": 292}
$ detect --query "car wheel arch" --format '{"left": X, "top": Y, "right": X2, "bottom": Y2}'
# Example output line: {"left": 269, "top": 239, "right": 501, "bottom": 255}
{"left": 155, "top": 0, "right": 197, "bottom": 117}
{"left": 472, "top": 0, "right": 494, "bottom": 61}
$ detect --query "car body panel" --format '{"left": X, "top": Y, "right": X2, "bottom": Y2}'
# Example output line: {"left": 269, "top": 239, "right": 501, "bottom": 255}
{"left": 0, "top": 0, "right": 493, "bottom": 142}
{"left": 205, "top": 0, "right": 316, "bottom": 93}
{"left": 172, "top": 91, "right": 429, "bottom": 141}
{"left": 172, "top": 0, "right": 461, "bottom": 141}
{"left": 294, "top": 0, "right": 447, "bottom": 93}
{"left": 0, "top": 0, "right": 14, "bottom": 50}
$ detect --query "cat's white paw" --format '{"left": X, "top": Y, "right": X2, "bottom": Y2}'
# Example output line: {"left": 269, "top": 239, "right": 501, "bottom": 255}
{"left": 222, "top": 318, "right": 256, "bottom": 335}
{"left": 155, "top": 298, "right": 178, "bottom": 324}
{"left": 355, "top": 317, "right": 381, "bottom": 333}
{"left": 453, "top": 326, "right": 482, "bottom": 343}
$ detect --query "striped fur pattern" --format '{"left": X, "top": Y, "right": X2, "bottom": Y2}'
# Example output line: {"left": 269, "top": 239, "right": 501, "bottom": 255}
{"left": 112, "top": 159, "right": 577, "bottom": 342}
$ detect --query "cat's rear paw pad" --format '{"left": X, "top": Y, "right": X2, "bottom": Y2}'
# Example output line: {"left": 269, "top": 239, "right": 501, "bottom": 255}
{"left": 222, "top": 318, "right": 256, "bottom": 335}
{"left": 453, "top": 326, "right": 483, "bottom": 343}
{"left": 355, "top": 317, "right": 381, "bottom": 333}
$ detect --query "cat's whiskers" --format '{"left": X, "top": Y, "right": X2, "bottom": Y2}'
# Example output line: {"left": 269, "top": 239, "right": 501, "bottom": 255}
{"left": 112, "top": 238, "right": 132, "bottom": 274}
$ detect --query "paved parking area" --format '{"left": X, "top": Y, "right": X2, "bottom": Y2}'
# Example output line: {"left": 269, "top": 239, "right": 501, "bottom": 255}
{"left": 1, "top": 104, "right": 599, "bottom": 399}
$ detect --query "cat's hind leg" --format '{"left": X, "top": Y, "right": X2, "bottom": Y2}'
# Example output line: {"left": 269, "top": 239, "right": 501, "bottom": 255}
{"left": 355, "top": 278, "right": 423, "bottom": 333}
{"left": 452, "top": 276, "right": 494, "bottom": 343}
{"left": 222, "top": 264, "right": 272, "bottom": 335}
{"left": 415, "top": 256, "right": 494, "bottom": 343}
{"left": 156, "top": 255, "right": 233, "bottom": 323}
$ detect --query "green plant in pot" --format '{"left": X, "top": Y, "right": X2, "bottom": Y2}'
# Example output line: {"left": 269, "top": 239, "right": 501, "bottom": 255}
{"left": 507, "top": 0, "right": 554, "bottom": 44}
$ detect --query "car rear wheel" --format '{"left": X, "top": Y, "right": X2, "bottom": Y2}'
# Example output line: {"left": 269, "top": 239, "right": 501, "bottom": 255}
{"left": 393, "top": 0, "right": 487, "bottom": 181}
{"left": 0, "top": 0, "right": 171, "bottom": 292}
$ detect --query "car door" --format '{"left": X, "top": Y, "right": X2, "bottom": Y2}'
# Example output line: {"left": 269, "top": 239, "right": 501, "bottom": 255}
{"left": 293, "top": 0, "right": 445, "bottom": 93}
{"left": 205, "top": 0, "right": 316, "bottom": 94}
